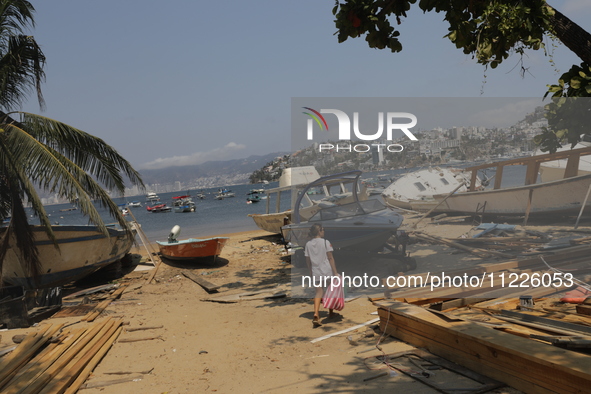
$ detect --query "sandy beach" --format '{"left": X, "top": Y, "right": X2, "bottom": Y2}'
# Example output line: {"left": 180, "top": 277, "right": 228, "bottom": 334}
{"left": 5, "top": 212, "right": 590, "bottom": 393}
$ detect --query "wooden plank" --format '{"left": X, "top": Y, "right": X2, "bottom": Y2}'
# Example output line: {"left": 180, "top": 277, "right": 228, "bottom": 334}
{"left": 493, "top": 165, "right": 503, "bottom": 189}
{"left": 525, "top": 162, "right": 540, "bottom": 185}
{"left": 429, "top": 298, "right": 494, "bottom": 311}
{"left": 310, "top": 318, "right": 379, "bottom": 343}
{"left": 464, "top": 145, "right": 591, "bottom": 172}
{"left": 182, "top": 271, "right": 221, "bottom": 292}
{"left": 376, "top": 302, "right": 591, "bottom": 394}
{"left": 205, "top": 289, "right": 287, "bottom": 303}
{"left": 576, "top": 304, "right": 591, "bottom": 316}
{"left": 469, "top": 170, "right": 478, "bottom": 192}
{"left": 564, "top": 154, "right": 581, "bottom": 178}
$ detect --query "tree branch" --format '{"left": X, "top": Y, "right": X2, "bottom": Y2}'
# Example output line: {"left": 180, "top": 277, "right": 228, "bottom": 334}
{"left": 549, "top": 6, "right": 591, "bottom": 65}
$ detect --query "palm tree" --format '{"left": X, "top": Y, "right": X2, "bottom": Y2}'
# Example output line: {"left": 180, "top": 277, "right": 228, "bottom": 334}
{"left": 0, "top": 1, "right": 144, "bottom": 283}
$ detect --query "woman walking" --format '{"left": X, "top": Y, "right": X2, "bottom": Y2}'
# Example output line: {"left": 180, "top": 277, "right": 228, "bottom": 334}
{"left": 305, "top": 223, "right": 340, "bottom": 327}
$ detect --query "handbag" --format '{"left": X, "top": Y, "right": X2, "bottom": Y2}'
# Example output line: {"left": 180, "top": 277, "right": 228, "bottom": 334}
{"left": 323, "top": 275, "right": 345, "bottom": 311}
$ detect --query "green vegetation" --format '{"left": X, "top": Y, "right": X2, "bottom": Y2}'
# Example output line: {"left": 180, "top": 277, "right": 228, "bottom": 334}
{"left": 0, "top": 1, "right": 144, "bottom": 282}
{"left": 332, "top": 0, "right": 591, "bottom": 151}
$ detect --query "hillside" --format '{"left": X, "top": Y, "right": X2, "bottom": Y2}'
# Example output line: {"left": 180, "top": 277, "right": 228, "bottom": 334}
{"left": 138, "top": 152, "right": 289, "bottom": 186}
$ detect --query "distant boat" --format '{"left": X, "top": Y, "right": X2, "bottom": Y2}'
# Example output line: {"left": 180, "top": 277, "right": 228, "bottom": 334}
{"left": 146, "top": 203, "right": 172, "bottom": 213}
{"left": 246, "top": 190, "right": 262, "bottom": 203}
{"left": 172, "top": 195, "right": 196, "bottom": 213}
{"left": 156, "top": 226, "right": 228, "bottom": 262}
{"left": 127, "top": 201, "right": 142, "bottom": 208}
{"left": 215, "top": 189, "right": 235, "bottom": 200}
{"left": 1, "top": 224, "right": 134, "bottom": 288}
{"left": 146, "top": 192, "right": 160, "bottom": 203}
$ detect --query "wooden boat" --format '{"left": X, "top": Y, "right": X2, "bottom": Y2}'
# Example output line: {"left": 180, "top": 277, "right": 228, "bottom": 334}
{"left": 1, "top": 225, "right": 134, "bottom": 288}
{"left": 156, "top": 226, "right": 228, "bottom": 261}
{"left": 431, "top": 146, "right": 591, "bottom": 220}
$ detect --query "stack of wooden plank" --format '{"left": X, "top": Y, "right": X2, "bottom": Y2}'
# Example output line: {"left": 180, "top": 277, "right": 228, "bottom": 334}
{"left": 376, "top": 300, "right": 591, "bottom": 394}
{"left": 376, "top": 244, "right": 591, "bottom": 393}
{"left": 0, "top": 318, "right": 123, "bottom": 393}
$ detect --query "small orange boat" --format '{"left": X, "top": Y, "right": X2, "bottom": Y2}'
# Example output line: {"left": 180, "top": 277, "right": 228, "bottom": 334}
{"left": 156, "top": 237, "right": 228, "bottom": 261}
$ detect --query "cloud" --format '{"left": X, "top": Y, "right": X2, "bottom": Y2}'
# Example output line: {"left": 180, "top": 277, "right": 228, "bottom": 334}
{"left": 139, "top": 142, "right": 246, "bottom": 170}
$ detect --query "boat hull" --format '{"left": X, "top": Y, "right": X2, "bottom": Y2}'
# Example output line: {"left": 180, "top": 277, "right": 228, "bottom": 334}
{"left": 433, "top": 174, "right": 591, "bottom": 216}
{"left": 248, "top": 212, "right": 291, "bottom": 234}
{"left": 382, "top": 167, "right": 477, "bottom": 210}
{"left": 283, "top": 208, "right": 402, "bottom": 251}
{"left": 2, "top": 225, "right": 134, "bottom": 288}
{"left": 157, "top": 237, "right": 229, "bottom": 261}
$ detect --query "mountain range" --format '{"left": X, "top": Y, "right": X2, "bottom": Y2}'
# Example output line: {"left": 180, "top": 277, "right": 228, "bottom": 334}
{"left": 137, "top": 151, "right": 289, "bottom": 186}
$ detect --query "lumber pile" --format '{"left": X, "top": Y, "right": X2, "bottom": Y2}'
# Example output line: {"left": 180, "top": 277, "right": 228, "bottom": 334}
{"left": 376, "top": 300, "right": 591, "bottom": 394}
{"left": 376, "top": 244, "right": 591, "bottom": 393}
{"left": 0, "top": 318, "right": 123, "bottom": 393}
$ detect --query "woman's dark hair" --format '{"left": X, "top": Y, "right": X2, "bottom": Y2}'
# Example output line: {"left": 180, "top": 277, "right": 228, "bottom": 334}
{"left": 308, "top": 223, "right": 323, "bottom": 238}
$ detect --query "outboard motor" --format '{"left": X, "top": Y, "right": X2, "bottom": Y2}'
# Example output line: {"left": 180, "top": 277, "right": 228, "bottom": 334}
{"left": 168, "top": 225, "right": 181, "bottom": 243}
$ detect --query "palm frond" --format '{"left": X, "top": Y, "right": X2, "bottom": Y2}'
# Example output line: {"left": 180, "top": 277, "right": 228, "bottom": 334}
{"left": 15, "top": 112, "right": 144, "bottom": 192}
{"left": 0, "top": 34, "right": 45, "bottom": 110}
{"left": 4, "top": 121, "right": 126, "bottom": 223}
{"left": 0, "top": 1, "right": 35, "bottom": 40}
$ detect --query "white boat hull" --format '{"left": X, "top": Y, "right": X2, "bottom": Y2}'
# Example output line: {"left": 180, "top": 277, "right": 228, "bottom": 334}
{"left": 433, "top": 174, "right": 591, "bottom": 216}
{"left": 2, "top": 225, "right": 134, "bottom": 288}
{"left": 382, "top": 167, "right": 478, "bottom": 210}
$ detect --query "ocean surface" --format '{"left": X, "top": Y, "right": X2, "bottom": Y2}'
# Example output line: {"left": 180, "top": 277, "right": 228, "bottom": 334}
{"left": 32, "top": 165, "right": 530, "bottom": 242}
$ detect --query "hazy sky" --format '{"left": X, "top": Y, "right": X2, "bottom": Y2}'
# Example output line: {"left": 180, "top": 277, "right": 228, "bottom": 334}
{"left": 19, "top": 1, "right": 591, "bottom": 170}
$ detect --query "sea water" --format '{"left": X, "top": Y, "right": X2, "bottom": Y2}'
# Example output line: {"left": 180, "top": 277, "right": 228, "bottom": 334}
{"left": 27, "top": 165, "right": 530, "bottom": 242}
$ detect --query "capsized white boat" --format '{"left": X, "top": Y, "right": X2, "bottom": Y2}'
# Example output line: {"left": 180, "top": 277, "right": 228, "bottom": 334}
{"left": 282, "top": 170, "right": 404, "bottom": 251}
{"left": 381, "top": 166, "right": 480, "bottom": 211}
{"left": 1, "top": 225, "right": 135, "bottom": 288}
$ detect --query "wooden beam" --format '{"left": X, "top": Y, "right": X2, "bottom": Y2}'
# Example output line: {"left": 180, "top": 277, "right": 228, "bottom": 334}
{"left": 464, "top": 146, "right": 591, "bottom": 172}
{"left": 525, "top": 162, "right": 540, "bottom": 185}
{"left": 470, "top": 170, "right": 478, "bottom": 192}
{"left": 493, "top": 165, "right": 504, "bottom": 189}
{"left": 565, "top": 154, "right": 581, "bottom": 178}
{"left": 182, "top": 271, "right": 221, "bottom": 293}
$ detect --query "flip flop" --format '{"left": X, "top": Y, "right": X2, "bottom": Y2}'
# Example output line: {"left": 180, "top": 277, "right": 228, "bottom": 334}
{"left": 312, "top": 317, "right": 322, "bottom": 327}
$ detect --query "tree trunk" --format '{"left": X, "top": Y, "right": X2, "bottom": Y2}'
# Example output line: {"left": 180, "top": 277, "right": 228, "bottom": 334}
{"left": 549, "top": 6, "right": 591, "bottom": 65}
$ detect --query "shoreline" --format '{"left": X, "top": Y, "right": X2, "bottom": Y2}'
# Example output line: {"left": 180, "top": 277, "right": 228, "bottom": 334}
{"left": 6, "top": 216, "right": 591, "bottom": 392}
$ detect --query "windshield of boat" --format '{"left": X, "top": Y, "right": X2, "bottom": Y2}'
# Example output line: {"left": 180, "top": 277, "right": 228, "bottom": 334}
{"left": 308, "top": 199, "right": 386, "bottom": 222}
